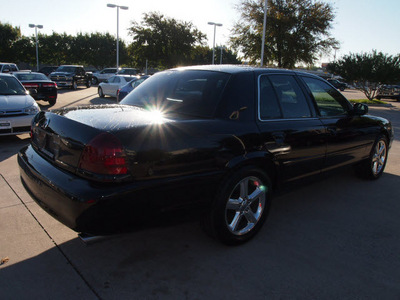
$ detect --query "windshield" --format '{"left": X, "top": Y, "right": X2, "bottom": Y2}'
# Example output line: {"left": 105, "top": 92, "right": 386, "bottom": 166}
{"left": 15, "top": 73, "right": 48, "bottom": 81}
{"left": 56, "top": 66, "right": 77, "bottom": 73}
{"left": 0, "top": 76, "right": 26, "bottom": 95}
{"left": 120, "top": 70, "right": 230, "bottom": 118}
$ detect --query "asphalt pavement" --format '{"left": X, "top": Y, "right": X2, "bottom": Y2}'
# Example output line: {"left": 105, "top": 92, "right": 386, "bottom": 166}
{"left": 1, "top": 88, "right": 399, "bottom": 299}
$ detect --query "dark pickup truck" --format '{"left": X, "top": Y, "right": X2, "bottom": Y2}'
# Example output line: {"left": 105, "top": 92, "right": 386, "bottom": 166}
{"left": 50, "top": 65, "right": 92, "bottom": 90}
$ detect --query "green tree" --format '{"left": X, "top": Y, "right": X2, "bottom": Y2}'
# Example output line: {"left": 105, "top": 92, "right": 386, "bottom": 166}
{"left": 0, "top": 22, "right": 21, "bottom": 61}
{"left": 328, "top": 51, "right": 400, "bottom": 100}
{"left": 128, "top": 12, "right": 207, "bottom": 69}
{"left": 190, "top": 46, "right": 242, "bottom": 65}
{"left": 230, "top": 0, "right": 338, "bottom": 68}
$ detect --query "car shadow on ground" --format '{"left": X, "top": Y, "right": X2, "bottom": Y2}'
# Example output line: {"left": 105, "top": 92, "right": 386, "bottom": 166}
{"left": 2, "top": 170, "right": 400, "bottom": 299}
{"left": 0, "top": 134, "right": 30, "bottom": 163}
{"left": 90, "top": 97, "right": 117, "bottom": 105}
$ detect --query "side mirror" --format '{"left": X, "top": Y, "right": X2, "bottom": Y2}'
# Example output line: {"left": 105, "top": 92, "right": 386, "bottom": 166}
{"left": 353, "top": 103, "right": 368, "bottom": 115}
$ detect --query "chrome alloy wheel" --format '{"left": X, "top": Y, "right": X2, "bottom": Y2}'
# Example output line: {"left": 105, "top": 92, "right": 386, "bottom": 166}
{"left": 225, "top": 176, "right": 266, "bottom": 236}
{"left": 371, "top": 139, "right": 387, "bottom": 176}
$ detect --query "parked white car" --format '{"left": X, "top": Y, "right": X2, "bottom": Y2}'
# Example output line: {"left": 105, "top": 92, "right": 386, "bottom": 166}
{"left": 0, "top": 74, "right": 40, "bottom": 136}
{"left": 97, "top": 75, "right": 135, "bottom": 98}
{"left": 91, "top": 68, "right": 117, "bottom": 85}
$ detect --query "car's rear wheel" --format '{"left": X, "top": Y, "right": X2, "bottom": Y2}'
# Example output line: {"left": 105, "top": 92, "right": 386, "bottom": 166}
{"left": 202, "top": 166, "right": 272, "bottom": 245}
{"left": 355, "top": 134, "right": 388, "bottom": 179}
{"left": 92, "top": 77, "right": 98, "bottom": 85}
{"left": 98, "top": 87, "right": 104, "bottom": 98}
{"left": 48, "top": 98, "right": 56, "bottom": 106}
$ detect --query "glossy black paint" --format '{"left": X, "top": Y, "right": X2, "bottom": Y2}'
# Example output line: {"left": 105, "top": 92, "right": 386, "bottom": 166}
{"left": 18, "top": 65, "right": 394, "bottom": 235}
{"left": 13, "top": 72, "right": 57, "bottom": 102}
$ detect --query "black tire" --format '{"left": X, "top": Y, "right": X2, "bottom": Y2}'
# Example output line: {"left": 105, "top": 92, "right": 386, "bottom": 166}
{"left": 202, "top": 166, "right": 272, "bottom": 245}
{"left": 98, "top": 87, "right": 105, "bottom": 98}
{"left": 92, "top": 77, "right": 99, "bottom": 85}
{"left": 71, "top": 80, "right": 78, "bottom": 90}
{"left": 86, "top": 80, "right": 91, "bottom": 88}
{"left": 355, "top": 134, "right": 388, "bottom": 180}
{"left": 376, "top": 97, "right": 381, "bottom": 100}
{"left": 48, "top": 98, "right": 56, "bottom": 106}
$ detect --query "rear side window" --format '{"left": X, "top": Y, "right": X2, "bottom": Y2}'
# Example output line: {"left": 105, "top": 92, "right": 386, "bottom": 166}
{"left": 121, "top": 70, "right": 230, "bottom": 118}
{"left": 259, "top": 74, "right": 311, "bottom": 120}
{"left": 302, "top": 76, "right": 351, "bottom": 117}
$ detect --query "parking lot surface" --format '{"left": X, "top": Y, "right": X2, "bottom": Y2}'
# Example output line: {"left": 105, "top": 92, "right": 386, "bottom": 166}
{"left": 1, "top": 87, "right": 400, "bottom": 299}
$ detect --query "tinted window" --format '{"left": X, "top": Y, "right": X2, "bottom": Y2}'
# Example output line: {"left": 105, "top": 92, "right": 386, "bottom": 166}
{"left": 302, "top": 77, "right": 350, "bottom": 117}
{"left": 0, "top": 76, "right": 26, "bottom": 95}
{"left": 259, "top": 75, "right": 311, "bottom": 119}
{"left": 15, "top": 73, "right": 48, "bottom": 81}
{"left": 121, "top": 70, "right": 230, "bottom": 118}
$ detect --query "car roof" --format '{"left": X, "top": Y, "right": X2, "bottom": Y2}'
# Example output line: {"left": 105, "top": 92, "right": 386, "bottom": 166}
{"left": 172, "top": 64, "right": 323, "bottom": 79}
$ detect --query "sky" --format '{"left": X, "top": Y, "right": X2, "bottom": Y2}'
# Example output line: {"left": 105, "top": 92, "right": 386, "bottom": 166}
{"left": 1, "top": 0, "right": 400, "bottom": 64}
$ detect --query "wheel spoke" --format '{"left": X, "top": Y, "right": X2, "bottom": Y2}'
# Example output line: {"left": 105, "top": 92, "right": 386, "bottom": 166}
{"left": 229, "top": 212, "right": 242, "bottom": 232}
{"left": 243, "top": 209, "right": 258, "bottom": 224}
{"left": 247, "top": 187, "right": 265, "bottom": 205}
{"left": 226, "top": 198, "right": 242, "bottom": 211}
{"left": 239, "top": 179, "right": 249, "bottom": 199}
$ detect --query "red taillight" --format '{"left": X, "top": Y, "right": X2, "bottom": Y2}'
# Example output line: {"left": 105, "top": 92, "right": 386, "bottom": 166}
{"left": 42, "top": 83, "right": 56, "bottom": 87}
{"left": 79, "top": 132, "right": 128, "bottom": 175}
{"left": 24, "top": 83, "right": 39, "bottom": 88}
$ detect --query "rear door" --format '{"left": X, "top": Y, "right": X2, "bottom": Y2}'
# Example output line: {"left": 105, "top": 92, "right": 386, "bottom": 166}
{"left": 257, "top": 73, "right": 326, "bottom": 183}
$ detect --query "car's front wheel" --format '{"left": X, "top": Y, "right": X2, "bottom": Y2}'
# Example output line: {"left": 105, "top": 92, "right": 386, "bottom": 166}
{"left": 71, "top": 80, "right": 78, "bottom": 90}
{"left": 92, "top": 77, "right": 99, "bottom": 85}
{"left": 98, "top": 87, "right": 104, "bottom": 98}
{"left": 355, "top": 134, "right": 388, "bottom": 179}
{"left": 203, "top": 166, "right": 272, "bottom": 245}
{"left": 86, "top": 80, "right": 91, "bottom": 88}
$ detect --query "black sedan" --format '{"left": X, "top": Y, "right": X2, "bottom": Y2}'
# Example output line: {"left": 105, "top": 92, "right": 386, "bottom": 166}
{"left": 13, "top": 72, "right": 57, "bottom": 105}
{"left": 18, "top": 66, "right": 393, "bottom": 245}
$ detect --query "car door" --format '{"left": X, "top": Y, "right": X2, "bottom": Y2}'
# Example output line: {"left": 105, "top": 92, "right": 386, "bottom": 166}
{"left": 257, "top": 73, "right": 326, "bottom": 183}
{"left": 109, "top": 76, "right": 121, "bottom": 96}
{"left": 301, "top": 75, "right": 374, "bottom": 171}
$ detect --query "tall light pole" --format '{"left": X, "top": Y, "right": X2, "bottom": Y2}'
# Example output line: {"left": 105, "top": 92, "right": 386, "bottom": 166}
{"left": 29, "top": 24, "right": 43, "bottom": 71}
{"left": 260, "top": 0, "right": 268, "bottom": 67}
{"left": 107, "top": 3, "right": 129, "bottom": 70}
{"left": 208, "top": 22, "right": 222, "bottom": 65}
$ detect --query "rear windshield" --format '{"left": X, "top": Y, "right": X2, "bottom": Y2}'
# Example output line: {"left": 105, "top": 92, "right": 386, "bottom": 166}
{"left": 0, "top": 76, "right": 26, "bottom": 95}
{"left": 15, "top": 73, "right": 48, "bottom": 81}
{"left": 120, "top": 70, "right": 230, "bottom": 118}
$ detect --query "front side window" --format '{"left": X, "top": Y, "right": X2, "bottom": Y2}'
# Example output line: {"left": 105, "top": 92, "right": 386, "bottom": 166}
{"left": 259, "top": 74, "right": 311, "bottom": 120}
{"left": 302, "top": 76, "right": 351, "bottom": 117}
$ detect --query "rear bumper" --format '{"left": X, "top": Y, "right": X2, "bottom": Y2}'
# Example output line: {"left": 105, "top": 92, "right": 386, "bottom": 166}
{"left": 18, "top": 145, "right": 218, "bottom": 235}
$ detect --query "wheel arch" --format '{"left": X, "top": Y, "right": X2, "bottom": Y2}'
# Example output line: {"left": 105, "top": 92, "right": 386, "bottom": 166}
{"left": 224, "top": 152, "right": 279, "bottom": 191}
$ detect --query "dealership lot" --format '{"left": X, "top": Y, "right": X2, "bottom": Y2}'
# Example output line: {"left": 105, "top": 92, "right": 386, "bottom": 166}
{"left": 1, "top": 87, "right": 400, "bottom": 299}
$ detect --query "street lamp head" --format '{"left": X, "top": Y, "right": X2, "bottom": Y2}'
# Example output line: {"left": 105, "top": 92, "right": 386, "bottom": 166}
{"left": 37, "top": 25, "right": 43, "bottom": 29}
{"left": 208, "top": 22, "right": 223, "bottom": 27}
{"left": 120, "top": 6, "right": 129, "bottom": 10}
{"left": 29, "top": 24, "right": 35, "bottom": 28}
{"left": 107, "top": 3, "right": 117, "bottom": 8}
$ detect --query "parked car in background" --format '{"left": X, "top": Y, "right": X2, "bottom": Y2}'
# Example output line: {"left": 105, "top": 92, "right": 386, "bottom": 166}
{"left": 376, "top": 85, "right": 400, "bottom": 101}
{"left": 0, "top": 73, "right": 40, "bottom": 136}
{"left": 0, "top": 62, "right": 19, "bottom": 73}
{"left": 38, "top": 66, "right": 58, "bottom": 77}
{"left": 13, "top": 72, "right": 58, "bottom": 105}
{"left": 117, "top": 68, "right": 139, "bottom": 76}
{"left": 117, "top": 75, "right": 149, "bottom": 102}
{"left": 50, "top": 65, "right": 92, "bottom": 90}
{"left": 91, "top": 68, "right": 117, "bottom": 85}
{"left": 98, "top": 75, "right": 135, "bottom": 98}
{"left": 327, "top": 78, "right": 347, "bottom": 91}
{"left": 18, "top": 66, "right": 393, "bottom": 245}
